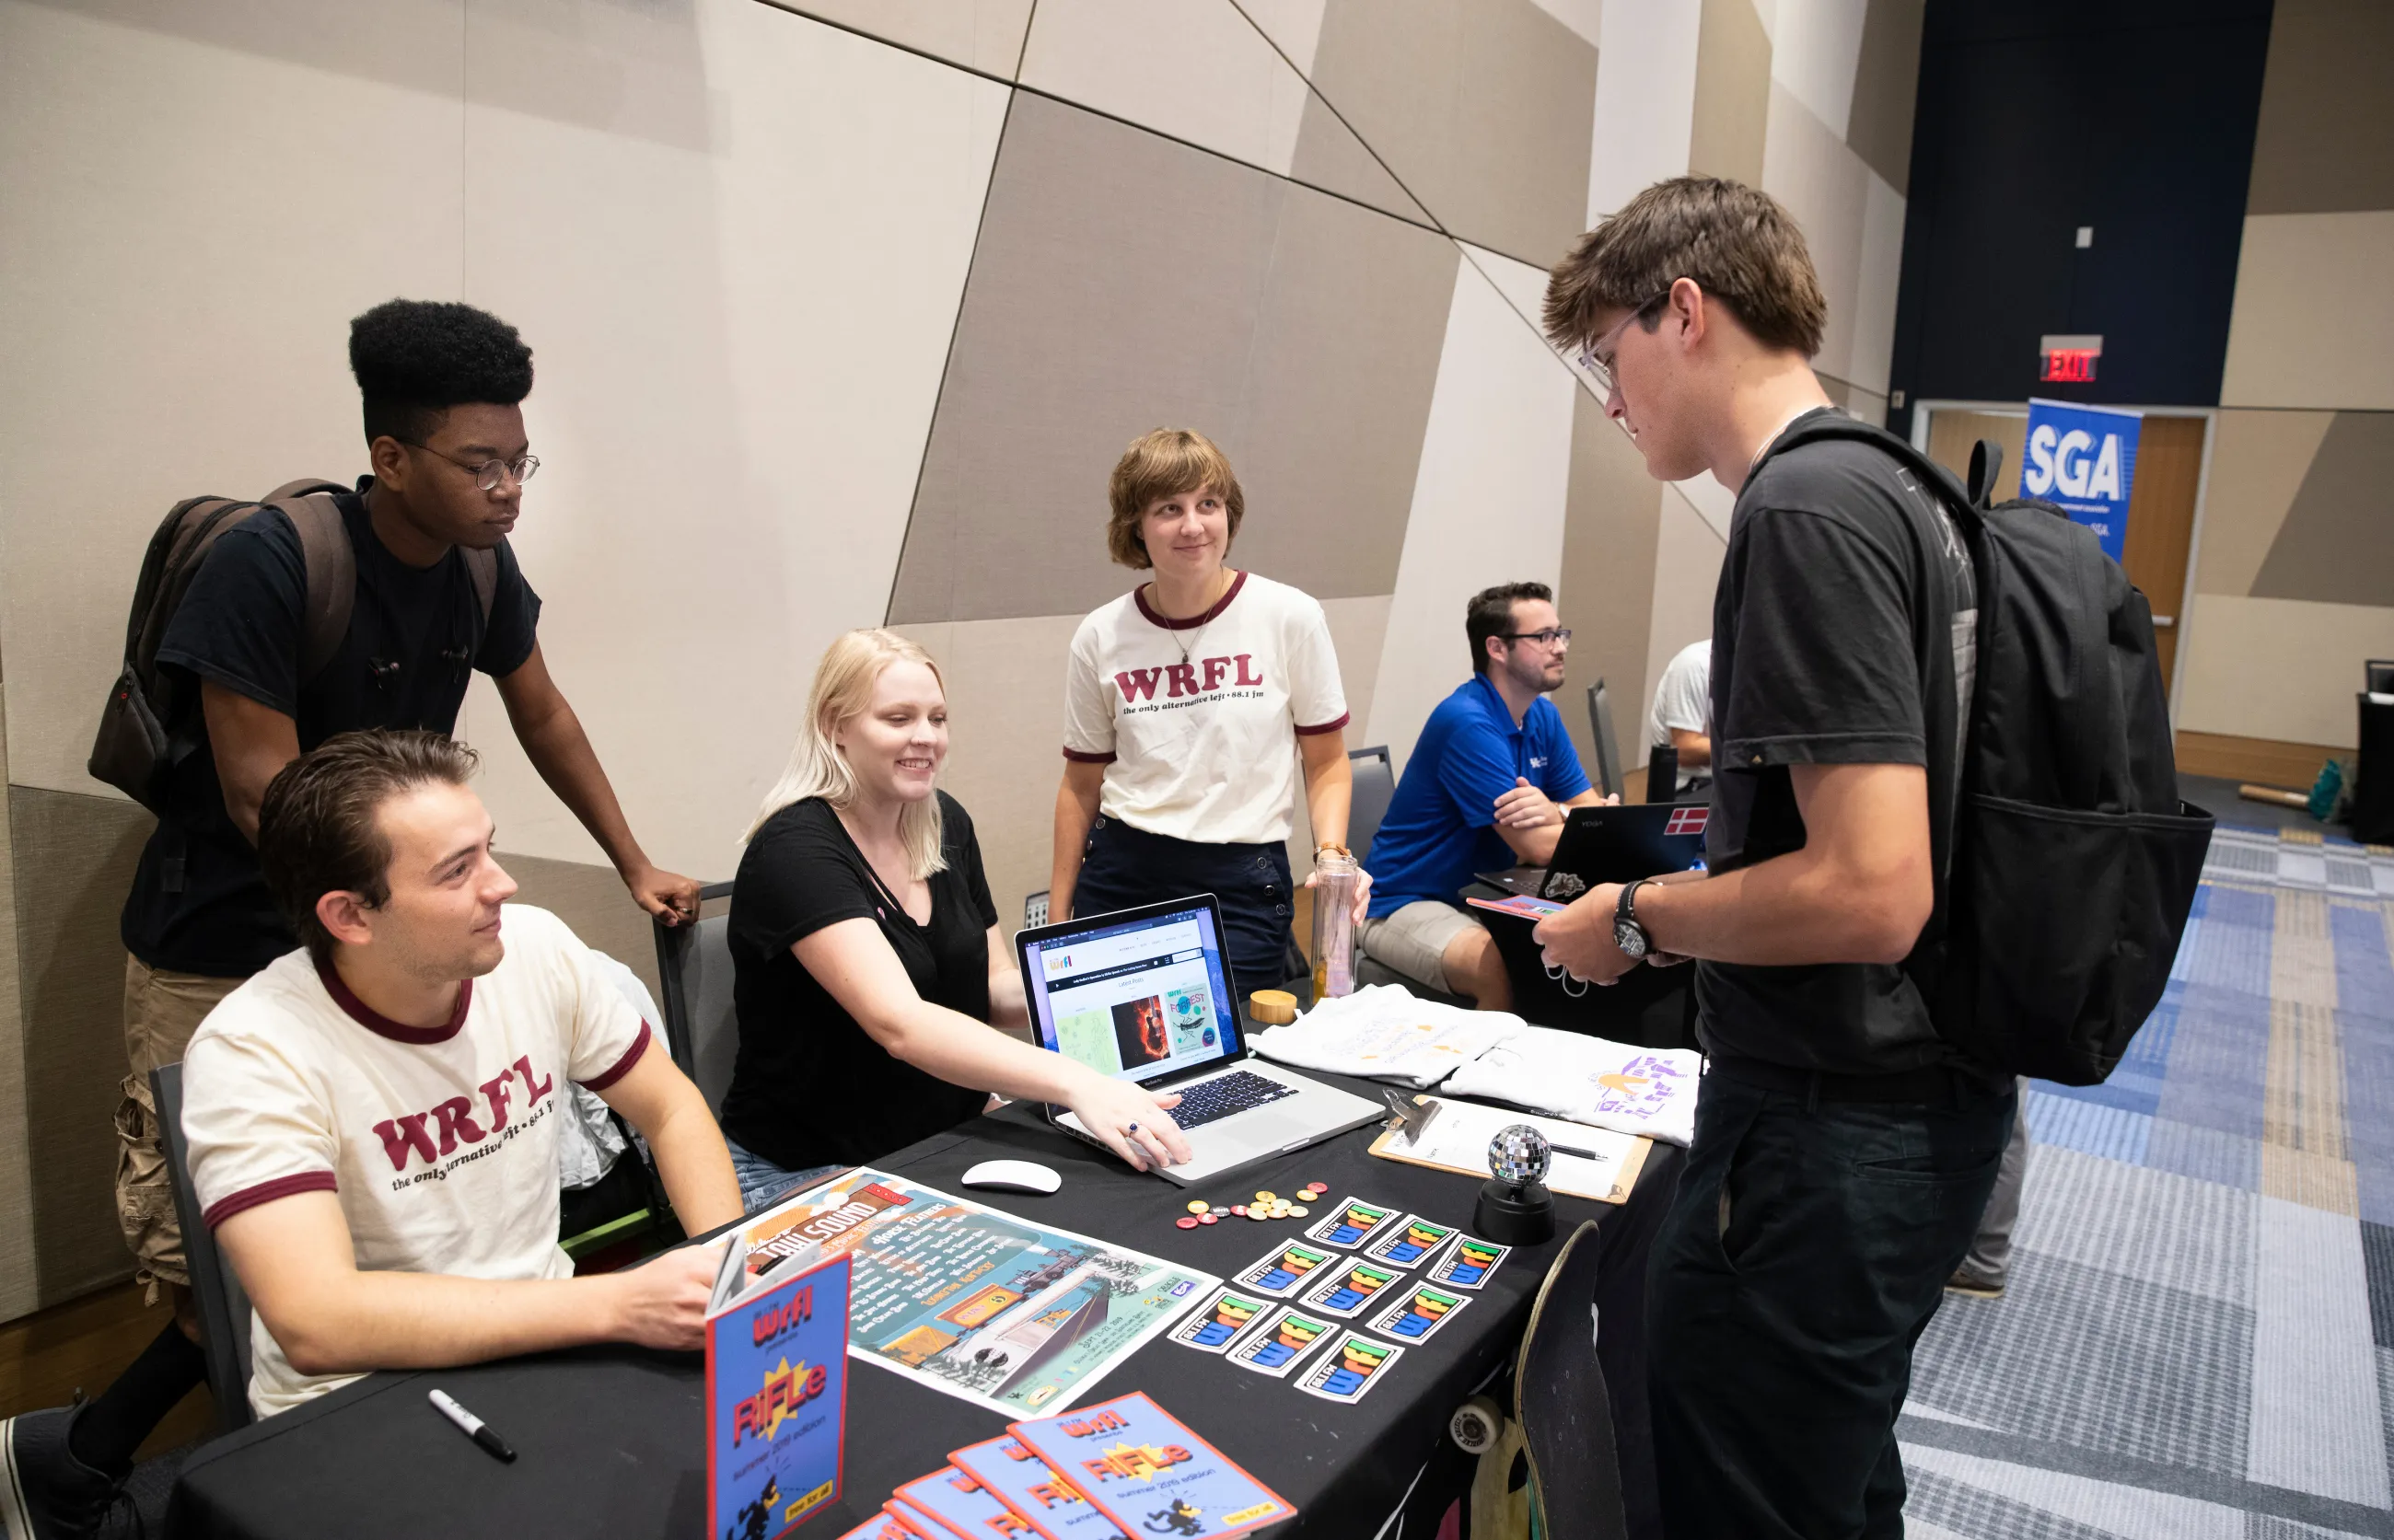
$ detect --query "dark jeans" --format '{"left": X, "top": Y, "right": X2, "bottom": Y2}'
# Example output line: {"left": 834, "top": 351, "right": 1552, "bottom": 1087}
{"left": 1073, "top": 816, "right": 1297, "bottom": 997}
{"left": 1647, "top": 1060, "right": 2014, "bottom": 1539}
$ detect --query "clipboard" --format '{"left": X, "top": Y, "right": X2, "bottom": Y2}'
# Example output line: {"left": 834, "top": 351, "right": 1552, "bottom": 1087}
{"left": 1369, "top": 1094, "right": 1652, "bottom": 1204}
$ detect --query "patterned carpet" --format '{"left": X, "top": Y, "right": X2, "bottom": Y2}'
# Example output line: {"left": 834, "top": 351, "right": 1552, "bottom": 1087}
{"left": 1902, "top": 824, "right": 2394, "bottom": 1538}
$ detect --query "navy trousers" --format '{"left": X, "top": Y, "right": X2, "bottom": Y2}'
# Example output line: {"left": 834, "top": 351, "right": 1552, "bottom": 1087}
{"left": 1072, "top": 816, "right": 1298, "bottom": 998}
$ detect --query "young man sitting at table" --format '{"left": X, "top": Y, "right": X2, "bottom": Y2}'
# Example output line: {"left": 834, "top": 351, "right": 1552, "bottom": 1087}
{"left": 1356, "top": 582, "right": 1610, "bottom": 1008}
{"left": 181, "top": 729, "right": 743, "bottom": 1420}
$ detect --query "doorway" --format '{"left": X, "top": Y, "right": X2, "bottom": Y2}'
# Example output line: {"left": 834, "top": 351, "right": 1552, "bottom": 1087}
{"left": 1914, "top": 402, "right": 2211, "bottom": 703}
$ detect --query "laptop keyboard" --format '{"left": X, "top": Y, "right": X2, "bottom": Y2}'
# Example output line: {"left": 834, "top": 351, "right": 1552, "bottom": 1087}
{"left": 1169, "top": 1070, "right": 1298, "bottom": 1131}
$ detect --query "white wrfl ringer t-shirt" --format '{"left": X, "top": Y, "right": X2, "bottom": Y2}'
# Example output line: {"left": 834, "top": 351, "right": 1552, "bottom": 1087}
{"left": 180, "top": 904, "right": 653, "bottom": 1418}
{"left": 1063, "top": 571, "right": 1349, "bottom": 845}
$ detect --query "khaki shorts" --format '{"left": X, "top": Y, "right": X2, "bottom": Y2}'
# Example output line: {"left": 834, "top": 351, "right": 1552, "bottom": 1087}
{"left": 1357, "top": 900, "right": 1484, "bottom": 995}
{"left": 119, "top": 955, "right": 245, "bottom": 1296}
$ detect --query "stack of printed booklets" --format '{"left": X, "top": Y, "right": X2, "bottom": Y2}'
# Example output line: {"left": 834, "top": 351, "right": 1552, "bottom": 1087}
{"left": 837, "top": 1391, "right": 1296, "bottom": 1539}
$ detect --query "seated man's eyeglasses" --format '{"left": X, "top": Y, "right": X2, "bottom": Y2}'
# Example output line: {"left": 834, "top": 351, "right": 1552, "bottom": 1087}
{"left": 402, "top": 441, "right": 541, "bottom": 492}
{"left": 1504, "top": 627, "right": 1572, "bottom": 647}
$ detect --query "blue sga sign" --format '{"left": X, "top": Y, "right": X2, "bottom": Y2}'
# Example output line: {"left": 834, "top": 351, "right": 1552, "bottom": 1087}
{"left": 2021, "top": 398, "right": 2142, "bottom": 563}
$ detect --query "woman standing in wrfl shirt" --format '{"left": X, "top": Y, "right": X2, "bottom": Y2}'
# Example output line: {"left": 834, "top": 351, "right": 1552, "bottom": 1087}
{"left": 1050, "top": 428, "right": 1370, "bottom": 994}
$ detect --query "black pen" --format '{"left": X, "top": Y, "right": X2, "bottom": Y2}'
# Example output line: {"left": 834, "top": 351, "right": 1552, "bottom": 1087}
{"left": 429, "top": 1388, "right": 517, "bottom": 1463}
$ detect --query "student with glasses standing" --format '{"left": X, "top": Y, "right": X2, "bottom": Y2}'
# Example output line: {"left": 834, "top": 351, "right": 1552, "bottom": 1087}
{"left": 1052, "top": 428, "right": 1368, "bottom": 999}
{"left": 1, "top": 300, "right": 701, "bottom": 1538}
{"left": 1354, "top": 583, "right": 1611, "bottom": 1009}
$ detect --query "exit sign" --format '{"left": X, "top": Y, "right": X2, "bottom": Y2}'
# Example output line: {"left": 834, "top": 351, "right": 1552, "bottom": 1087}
{"left": 2040, "top": 333, "right": 2102, "bottom": 383}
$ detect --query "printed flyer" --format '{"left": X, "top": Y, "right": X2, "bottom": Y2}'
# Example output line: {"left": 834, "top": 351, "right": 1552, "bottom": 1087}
{"left": 707, "top": 1251, "right": 852, "bottom": 1540}
{"left": 1010, "top": 1392, "right": 1296, "bottom": 1539}
{"left": 740, "top": 1170, "right": 1216, "bottom": 1416}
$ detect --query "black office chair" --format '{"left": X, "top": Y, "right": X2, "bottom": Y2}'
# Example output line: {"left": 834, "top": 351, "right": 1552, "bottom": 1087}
{"left": 1346, "top": 745, "right": 1396, "bottom": 864}
{"left": 150, "top": 1062, "right": 256, "bottom": 1433}
{"left": 1586, "top": 680, "right": 1624, "bottom": 801}
{"left": 1514, "top": 1220, "right": 1628, "bottom": 1538}
{"left": 651, "top": 880, "right": 738, "bottom": 1116}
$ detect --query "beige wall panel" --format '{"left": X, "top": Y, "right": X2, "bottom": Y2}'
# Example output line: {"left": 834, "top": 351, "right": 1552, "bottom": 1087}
{"left": 1849, "top": 168, "right": 1905, "bottom": 396}
{"left": 1303, "top": 0, "right": 1598, "bottom": 267}
{"left": 1557, "top": 393, "right": 1664, "bottom": 779}
{"left": 1843, "top": 0, "right": 1923, "bottom": 194}
{"left": 1843, "top": 382, "right": 1888, "bottom": 428}
{"left": 1367, "top": 265, "right": 1578, "bottom": 776}
{"left": 451, "top": 0, "right": 1006, "bottom": 878}
{"left": 0, "top": 710, "right": 35, "bottom": 1319}
{"left": 0, "top": 0, "right": 467, "bottom": 795}
{"left": 1288, "top": 92, "right": 1437, "bottom": 225}
{"left": 2220, "top": 212, "right": 2394, "bottom": 411}
{"left": 2252, "top": 411, "right": 2394, "bottom": 608}
{"left": 1770, "top": 0, "right": 1869, "bottom": 138}
{"left": 764, "top": 0, "right": 1033, "bottom": 78}
{"left": 1643, "top": 486, "right": 1727, "bottom": 736}
{"left": 1018, "top": 0, "right": 1314, "bottom": 180}
{"left": 2243, "top": 0, "right": 2394, "bottom": 217}
{"left": 503, "top": 851, "right": 666, "bottom": 1002}
{"left": 1587, "top": 0, "right": 1701, "bottom": 220}
{"left": 2193, "top": 410, "right": 2336, "bottom": 597}
{"left": 1321, "top": 594, "right": 1395, "bottom": 758}
{"left": 2177, "top": 595, "right": 2394, "bottom": 748}
{"left": 1227, "top": 0, "right": 1330, "bottom": 76}
{"left": 891, "top": 94, "right": 1458, "bottom": 625}
{"left": 1761, "top": 83, "right": 1870, "bottom": 388}
{"left": 9, "top": 788, "right": 153, "bottom": 1305}
{"left": 1688, "top": 0, "right": 1771, "bottom": 189}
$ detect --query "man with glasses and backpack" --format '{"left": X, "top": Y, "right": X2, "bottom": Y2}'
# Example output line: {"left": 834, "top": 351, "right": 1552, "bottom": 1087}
{"left": 1531, "top": 178, "right": 2205, "bottom": 1536}
{"left": 0, "top": 299, "right": 699, "bottom": 1539}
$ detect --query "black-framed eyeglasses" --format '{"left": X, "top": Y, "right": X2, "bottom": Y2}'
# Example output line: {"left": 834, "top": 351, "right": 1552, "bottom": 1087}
{"left": 1574, "top": 287, "right": 1675, "bottom": 397}
{"left": 1502, "top": 628, "right": 1573, "bottom": 647}
{"left": 401, "top": 440, "right": 540, "bottom": 492}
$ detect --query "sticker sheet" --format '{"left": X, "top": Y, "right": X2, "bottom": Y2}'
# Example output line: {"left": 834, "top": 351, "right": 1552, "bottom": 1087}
{"left": 1295, "top": 1256, "right": 1404, "bottom": 1320}
{"left": 1223, "top": 1305, "right": 1336, "bottom": 1379}
{"left": 1230, "top": 1240, "right": 1334, "bottom": 1298}
{"left": 1365, "top": 1281, "right": 1472, "bottom": 1344}
{"left": 1165, "top": 1287, "right": 1273, "bottom": 1355}
{"left": 1300, "top": 1196, "right": 1400, "bottom": 1251}
{"left": 1295, "top": 1332, "right": 1406, "bottom": 1405}
{"left": 1363, "top": 1214, "right": 1458, "bottom": 1271}
{"left": 1425, "top": 1234, "right": 1512, "bottom": 1291}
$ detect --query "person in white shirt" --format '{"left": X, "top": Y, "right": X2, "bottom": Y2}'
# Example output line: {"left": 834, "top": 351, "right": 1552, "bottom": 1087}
{"left": 1646, "top": 638, "right": 1714, "bottom": 793}
{"left": 180, "top": 730, "right": 743, "bottom": 1418}
{"left": 1052, "top": 428, "right": 1370, "bottom": 994}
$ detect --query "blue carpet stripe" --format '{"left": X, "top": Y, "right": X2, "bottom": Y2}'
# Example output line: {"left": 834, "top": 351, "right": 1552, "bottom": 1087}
{"left": 2028, "top": 1092, "right": 2155, "bottom": 1166}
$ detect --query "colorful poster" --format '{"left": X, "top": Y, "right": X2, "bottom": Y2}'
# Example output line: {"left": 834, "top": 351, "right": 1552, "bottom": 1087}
{"left": 949, "top": 1436, "right": 1129, "bottom": 1540}
{"left": 707, "top": 1252, "right": 851, "bottom": 1540}
{"left": 1009, "top": 1393, "right": 1296, "bottom": 1539}
{"left": 745, "top": 1171, "right": 1214, "bottom": 1416}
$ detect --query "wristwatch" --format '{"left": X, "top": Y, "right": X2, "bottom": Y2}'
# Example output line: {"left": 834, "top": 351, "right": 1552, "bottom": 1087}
{"left": 1613, "top": 879, "right": 1655, "bottom": 959}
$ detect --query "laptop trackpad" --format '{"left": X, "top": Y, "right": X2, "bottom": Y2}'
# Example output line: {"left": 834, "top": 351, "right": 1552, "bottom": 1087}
{"left": 1234, "top": 1108, "right": 1317, "bottom": 1148}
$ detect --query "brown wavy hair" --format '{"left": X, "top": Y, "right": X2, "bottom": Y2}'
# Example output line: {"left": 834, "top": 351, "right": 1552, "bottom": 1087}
{"left": 1105, "top": 428, "right": 1246, "bottom": 569}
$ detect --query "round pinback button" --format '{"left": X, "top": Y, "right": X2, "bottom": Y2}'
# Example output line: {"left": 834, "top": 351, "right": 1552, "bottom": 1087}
{"left": 1211, "top": 1206, "right": 1230, "bottom": 1215}
{"left": 1254, "top": 1190, "right": 1276, "bottom": 1203}
{"left": 1185, "top": 1199, "right": 1209, "bottom": 1214}
{"left": 1176, "top": 1216, "right": 1199, "bottom": 1230}
{"left": 1230, "top": 1204, "right": 1248, "bottom": 1216}
{"left": 1198, "top": 1213, "right": 1218, "bottom": 1224}
{"left": 1289, "top": 1205, "right": 1309, "bottom": 1217}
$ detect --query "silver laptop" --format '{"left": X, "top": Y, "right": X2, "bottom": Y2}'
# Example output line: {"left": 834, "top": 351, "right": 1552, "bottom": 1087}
{"left": 1015, "top": 896, "right": 1383, "bottom": 1187}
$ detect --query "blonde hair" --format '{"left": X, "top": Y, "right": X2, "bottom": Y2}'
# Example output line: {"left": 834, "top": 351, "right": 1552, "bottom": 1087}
{"left": 743, "top": 630, "right": 949, "bottom": 878}
{"left": 1105, "top": 428, "right": 1245, "bottom": 569}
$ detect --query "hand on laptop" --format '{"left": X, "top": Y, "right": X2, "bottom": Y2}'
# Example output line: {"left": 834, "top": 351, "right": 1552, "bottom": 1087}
{"left": 1067, "top": 1071, "right": 1192, "bottom": 1171}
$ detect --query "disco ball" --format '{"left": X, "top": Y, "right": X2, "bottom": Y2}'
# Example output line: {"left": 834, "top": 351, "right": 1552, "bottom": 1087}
{"left": 1488, "top": 1124, "right": 1551, "bottom": 1187}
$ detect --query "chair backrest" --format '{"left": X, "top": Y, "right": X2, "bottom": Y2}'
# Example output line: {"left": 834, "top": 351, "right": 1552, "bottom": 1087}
{"left": 1346, "top": 745, "right": 1396, "bottom": 864}
{"left": 149, "top": 1062, "right": 256, "bottom": 1433}
{"left": 652, "top": 881, "right": 738, "bottom": 1116}
{"left": 2369, "top": 658, "right": 2394, "bottom": 693}
{"left": 1587, "top": 679, "right": 1624, "bottom": 800}
{"left": 1513, "top": 1218, "right": 1628, "bottom": 1538}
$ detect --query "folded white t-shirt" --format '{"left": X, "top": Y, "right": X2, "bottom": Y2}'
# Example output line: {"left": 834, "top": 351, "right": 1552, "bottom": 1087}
{"left": 1441, "top": 1025, "right": 1703, "bottom": 1146}
{"left": 1250, "top": 983, "right": 1521, "bottom": 1088}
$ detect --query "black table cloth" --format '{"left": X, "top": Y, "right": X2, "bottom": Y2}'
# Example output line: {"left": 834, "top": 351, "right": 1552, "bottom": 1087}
{"left": 169, "top": 1070, "right": 1679, "bottom": 1539}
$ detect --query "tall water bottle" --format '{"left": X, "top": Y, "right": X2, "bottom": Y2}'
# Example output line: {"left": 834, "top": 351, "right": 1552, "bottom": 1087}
{"left": 1311, "top": 848, "right": 1360, "bottom": 1000}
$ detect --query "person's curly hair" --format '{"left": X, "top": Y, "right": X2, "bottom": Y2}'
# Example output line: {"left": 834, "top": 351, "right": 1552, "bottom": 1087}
{"left": 348, "top": 298, "right": 534, "bottom": 446}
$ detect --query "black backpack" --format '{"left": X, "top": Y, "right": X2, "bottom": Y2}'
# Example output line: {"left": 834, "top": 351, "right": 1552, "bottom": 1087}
{"left": 1761, "top": 416, "right": 2214, "bottom": 1085}
{"left": 88, "top": 480, "right": 497, "bottom": 811}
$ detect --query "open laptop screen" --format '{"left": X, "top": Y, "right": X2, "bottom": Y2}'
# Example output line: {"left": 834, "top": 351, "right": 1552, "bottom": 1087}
{"left": 1019, "top": 899, "right": 1240, "bottom": 1088}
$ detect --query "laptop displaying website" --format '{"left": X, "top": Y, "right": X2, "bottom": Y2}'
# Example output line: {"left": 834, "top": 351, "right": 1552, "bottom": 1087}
{"left": 1020, "top": 899, "right": 1242, "bottom": 1087}
{"left": 1015, "top": 897, "right": 1382, "bottom": 1185}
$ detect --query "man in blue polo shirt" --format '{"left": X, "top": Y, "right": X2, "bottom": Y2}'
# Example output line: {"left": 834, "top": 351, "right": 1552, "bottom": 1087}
{"left": 1359, "top": 583, "right": 1608, "bottom": 1007}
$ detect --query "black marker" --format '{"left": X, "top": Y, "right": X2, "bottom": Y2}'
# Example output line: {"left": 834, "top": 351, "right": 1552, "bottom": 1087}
{"left": 429, "top": 1388, "right": 517, "bottom": 1463}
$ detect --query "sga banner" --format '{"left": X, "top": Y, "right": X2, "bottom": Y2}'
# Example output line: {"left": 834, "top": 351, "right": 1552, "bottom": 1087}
{"left": 2021, "top": 398, "right": 2142, "bottom": 563}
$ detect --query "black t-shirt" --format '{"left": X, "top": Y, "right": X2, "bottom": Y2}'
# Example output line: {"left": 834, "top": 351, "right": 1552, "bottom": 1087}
{"left": 719, "top": 793, "right": 1002, "bottom": 1170}
{"left": 1695, "top": 411, "right": 1978, "bottom": 1074}
{"left": 120, "top": 483, "right": 541, "bottom": 976}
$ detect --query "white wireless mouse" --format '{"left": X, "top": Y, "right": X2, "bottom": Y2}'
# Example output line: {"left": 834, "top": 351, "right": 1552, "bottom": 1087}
{"left": 960, "top": 1158, "right": 1063, "bottom": 1195}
